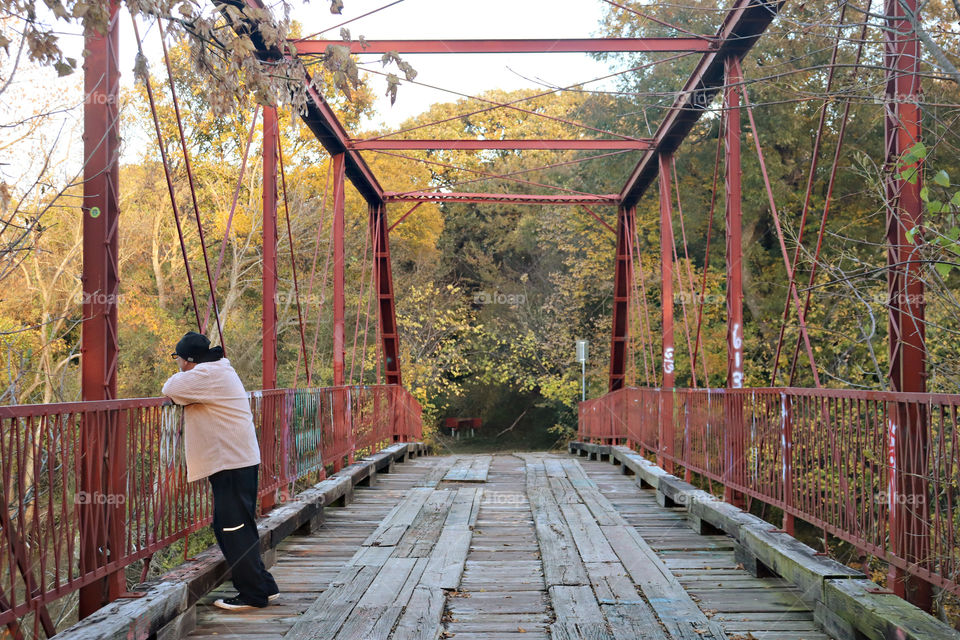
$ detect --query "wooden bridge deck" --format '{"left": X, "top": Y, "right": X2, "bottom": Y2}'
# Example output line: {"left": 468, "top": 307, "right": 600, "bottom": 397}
{"left": 186, "top": 453, "right": 834, "bottom": 640}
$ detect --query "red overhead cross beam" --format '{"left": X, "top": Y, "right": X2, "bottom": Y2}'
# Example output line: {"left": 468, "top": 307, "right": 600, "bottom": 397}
{"left": 384, "top": 192, "right": 619, "bottom": 205}
{"left": 351, "top": 139, "right": 652, "bottom": 150}
{"left": 293, "top": 38, "right": 714, "bottom": 55}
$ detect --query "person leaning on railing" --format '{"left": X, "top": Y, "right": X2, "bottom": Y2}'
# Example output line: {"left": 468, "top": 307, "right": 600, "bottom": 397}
{"left": 162, "top": 331, "right": 280, "bottom": 611}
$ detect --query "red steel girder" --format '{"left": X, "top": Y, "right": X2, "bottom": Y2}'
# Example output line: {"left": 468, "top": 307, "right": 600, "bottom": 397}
{"left": 223, "top": 0, "right": 383, "bottom": 204}
{"left": 371, "top": 203, "right": 402, "bottom": 385}
{"left": 619, "top": 0, "right": 783, "bottom": 208}
{"left": 657, "top": 155, "right": 675, "bottom": 474}
{"left": 608, "top": 205, "right": 634, "bottom": 392}
{"left": 79, "top": 0, "right": 124, "bottom": 619}
{"left": 262, "top": 107, "right": 279, "bottom": 390}
{"left": 332, "top": 154, "right": 347, "bottom": 387}
{"left": 351, "top": 139, "right": 652, "bottom": 151}
{"left": 293, "top": 38, "right": 714, "bottom": 55}
{"left": 384, "top": 192, "right": 619, "bottom": 205}
{"left": 883, "top": 0, "right": 930, "bottom": 611}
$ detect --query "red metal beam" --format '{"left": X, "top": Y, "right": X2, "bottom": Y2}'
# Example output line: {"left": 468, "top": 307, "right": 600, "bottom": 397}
{"left": 619, "top": 0, "right": 783, "bottom": 208}
{"left": 371, "top": 203, "right": 402, "bottom": 386}
{"left": 293, "top": 38, "right": 714, "bottom": 55}
{"left": 609, "top": 205, "right": 633, "bottom": 392}
{"left": 351, "top": 139, "right": 652, "bottom": 151}
{"left": 79, "top": 1, "right": 123, "bottom": 620}
{"left": 723, "top": 56, "right": 746, "bottom": 510}
{"left": 332, "top": 154, "right": 346, "bottom": 387}
{"left": 884, "top": 0, "right": 930, "bottom": 611}
{"left": 658, "top": 155, "right": 675, "bottom": 474}
{"left": 262, "top": 107, "right": 279, "bottom": 390}
{"left": 384, "top": 191, "right": 619, "bottom": 205}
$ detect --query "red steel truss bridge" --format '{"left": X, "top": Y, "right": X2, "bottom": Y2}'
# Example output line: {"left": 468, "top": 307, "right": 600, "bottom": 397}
{"left": 2, "top": 0, "right": 959, "bottom": 638}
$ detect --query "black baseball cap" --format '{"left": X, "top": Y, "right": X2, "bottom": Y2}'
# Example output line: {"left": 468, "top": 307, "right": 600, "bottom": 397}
{"left": 172, "top": 331, "right": 211, "bottom": 363}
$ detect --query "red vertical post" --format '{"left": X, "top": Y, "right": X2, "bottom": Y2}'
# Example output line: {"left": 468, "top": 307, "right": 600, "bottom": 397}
{"left": 609, "top": 205, "right": 633, "bottom": 396}
{"left": 374, "top": 202, "right": 405, "bottom": 442}
{"left": 331, "top": 154, "right": 347, "bottom": 468}
{"left": 262, "top": 107, "right": 279, "bottom": 390}
{"left": 723, "top": 55, "right": 747, "bottom": 508}
{"left": 372, "top": 202, "right": 402, "bottom": 386}
{"left": 261, "top": 108, "right": 278, "bottom": 511}
{"left": 658, "top": 155, "right": 675, "bottom": 474}
{"left": 884, "top": 0, "right": 930, "bottom": 610}
{"left": 79, "top": 2, "right": 124, "bottom": 618}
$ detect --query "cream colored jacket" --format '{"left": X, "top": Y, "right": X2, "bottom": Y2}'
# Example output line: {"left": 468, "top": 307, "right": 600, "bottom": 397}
{"left": 162, "top": 359, "right": 261, "bottom": 482}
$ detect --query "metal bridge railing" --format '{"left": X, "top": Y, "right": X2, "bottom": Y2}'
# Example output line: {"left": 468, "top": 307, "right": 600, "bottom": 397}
{"left": 0, "top": 384, "right": 422, "bottom": 632}
{"left": 580, "top": 386, "right": 960, "bottom": 600}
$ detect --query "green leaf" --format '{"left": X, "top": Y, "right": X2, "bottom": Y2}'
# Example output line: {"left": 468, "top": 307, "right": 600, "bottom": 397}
{"left": 898, "top": 167, "right": 919, "bottom": 184}
{"left": 905, "top": 226, "right": 918, "bottom": 244}
{"left": 920, "top": 186, "right": 929, "bottom": 202}
{"left": 929, "top": 200, "right": 944, "bottom": 214}
{"left": 947, "top": 227, "right": 960, "bottom": 241}
{"left": 951, "top": 191, "right": 960, "bottom": 207}
{"left": 935, "top": 262, "right": 953, "bottom": 278}
{"left": 934, "top": 170, "right": 950, "bottom": 187}
{"left": 904, "top": 141, "right": 927, "bottom": 161}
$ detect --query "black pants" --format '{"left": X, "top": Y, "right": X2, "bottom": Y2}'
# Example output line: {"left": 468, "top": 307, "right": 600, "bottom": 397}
{"left": 208, "top": 465, "right": 278, "bottom": 606}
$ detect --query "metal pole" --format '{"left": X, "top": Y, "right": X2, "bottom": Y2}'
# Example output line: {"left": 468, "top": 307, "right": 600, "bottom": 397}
{"left": 262, "top": 107, "right": 279, "bottom": 390}
{"left": 331, "top": 154, "right": 347, "bottom": 469}
{"left": 79, "top": 1, "right": 123, "bottom": 618}
{"left": 582, "top": 360, "right": 586, "bottom": 402}
{"left": 370, "top": 202, "right": 402, "bottom": 386}
{"left": 884, "top": 0, "right": 930, "bottom": 610}
{"left": 658, "top": 154, "right": 675, "bottom": 474}
{"left": 723, "top": 55, "right": 746, "bottom": 509}
{"left": 609, "top": 205, "right": 632, "bottom": 392}
{"left": 332, "top": 153, "right": 346, "bottom": 387}
{"left": 260, "top": 106, "right": 279, "bottom": 511}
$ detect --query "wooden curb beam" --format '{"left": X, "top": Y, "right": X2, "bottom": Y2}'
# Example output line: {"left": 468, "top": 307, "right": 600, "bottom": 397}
{"left": 569, "top": 441, "right": 960, "bottom": 640}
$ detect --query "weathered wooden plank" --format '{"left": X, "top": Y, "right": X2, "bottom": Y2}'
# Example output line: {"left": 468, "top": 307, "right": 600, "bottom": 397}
{"left": 559, "top": 503, "right": 618, "bottom": 564}
{"left": 420, "top": 527, "right": 472, "bottom": 589}
{"left": 602, "top": 524, "right": 728, "bottom": 639}
{"left": 549, "top": 621, "right": 614, "bottom": 640}
{"left": 362, "top": 487, "right": 433, "bottom": 547}
{"left": 417, "top": 456, "right": 459, "bottom": 487}
{"left": 392, "top": 586, "right": 447, "bottom": 640}
{"left": 282, "top": 564, "right": 379, "bottom": 640}
{"left": 527, "top": 485, "right": 589, "bottom": 586}
{"left": 444, "top": 487, "right": 482, "bottom": 529}
{"left": 393, "top": 490, "right": 456, "bottom": 557}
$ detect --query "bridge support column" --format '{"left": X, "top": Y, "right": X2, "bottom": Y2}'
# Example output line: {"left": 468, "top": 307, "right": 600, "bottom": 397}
{"left": 79, "top": 1, "right": 124, "bottom": 620}
{"left": 608, "top": 205, "right": 633, "bottom": 397}
{"left": 331, "top": 154, "right": 349, "bottom": 469}
{"left": 658, "top": 155, "right": 675, "bottom": 474}
{"left": 372, "top": 202, "right": 401, "bottom": 387}
{"left": 884, "top": 0, "right": 930, "bottom": 611}
{"left": 722, "top": 55, "right": 746, "bottom": 509}
{"left": 261, "top": 106, "right": 279, "bottom": 510}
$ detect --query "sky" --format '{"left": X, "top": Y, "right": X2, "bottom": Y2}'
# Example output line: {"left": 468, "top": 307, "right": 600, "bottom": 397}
{"left": 288, "top": 0, "right": 617, "bottom": 129}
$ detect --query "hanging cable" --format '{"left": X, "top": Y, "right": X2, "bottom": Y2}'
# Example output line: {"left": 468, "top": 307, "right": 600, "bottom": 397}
{"left": 204, "top": 105, "right": 261, "bottom": 332}
{"left": 741, "top": 85, "right": 821, "bottom": 387}
{"left": 277, "top": 130, "right": 311, "bottom": 386}
{"left": 131, "top": 17, "right": 202, "bottom": 331}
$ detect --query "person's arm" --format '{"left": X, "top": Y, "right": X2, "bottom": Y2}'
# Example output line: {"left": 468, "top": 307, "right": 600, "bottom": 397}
{"left": 162, "top": 370, "right": 206, "bottom": 405}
